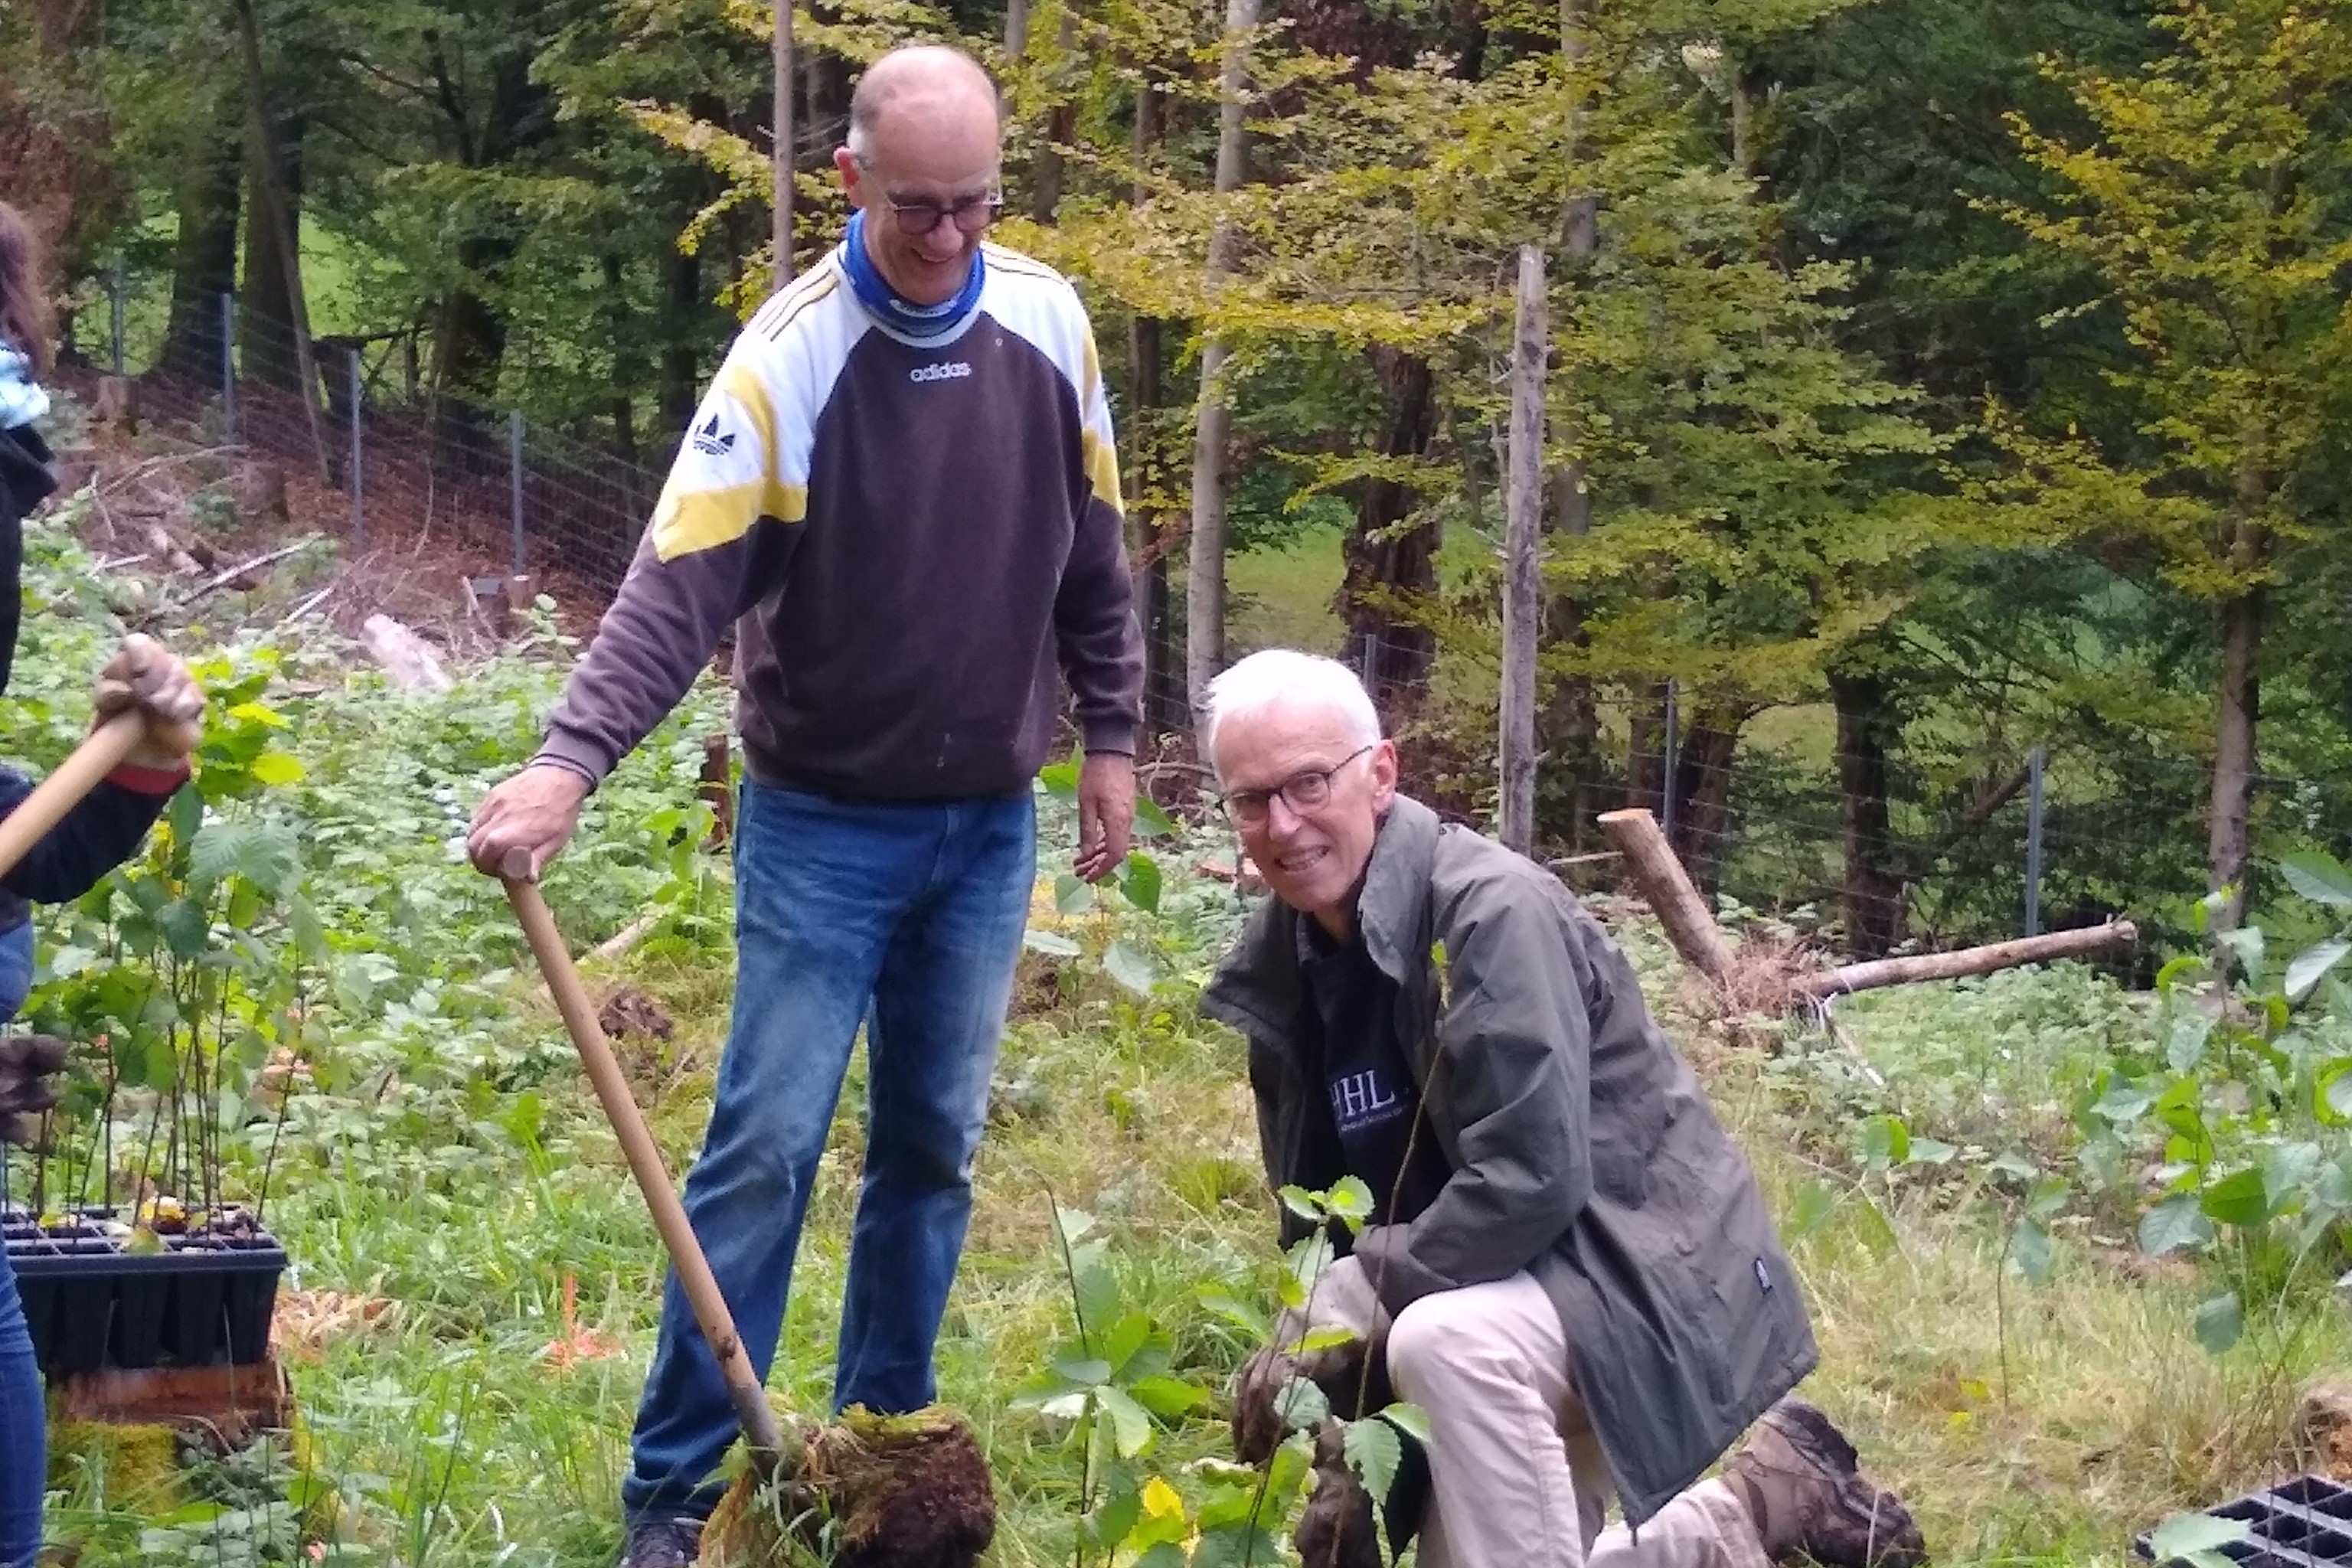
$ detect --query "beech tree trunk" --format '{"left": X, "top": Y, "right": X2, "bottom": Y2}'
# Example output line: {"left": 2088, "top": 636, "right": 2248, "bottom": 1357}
{"left": 231, "top": 0, "right": 328, "bottom": 479}
{"left": 773, "top": 0, "right": 794, "bottom": 286}
{"left": 1184, "top": 0, "right": 1259, "bottom": 721}
{"left": 1027, "top": 5, "right": 1080, "bottom": 224}
{"left": 1336, "top": 349, "right": 1439, "bottom": 714}
{"left": 160, "top": 131, "right": 242, "bottom": 381}
{"left": 1672, "top": 710, "right": 1741, "bottom": 897}
{"left": 237, "top": 110, "right": 304, "bottom": 389}
{"left": 1128, "top": 81, "right": 1182, "bottom": 738}
{"left": 658, "top": 244, "right": 703, "bottom": 441}
{"left": 1830, "top": 668, "right": 1903, "bottom": 957}
{"left": 1540, "top": 0, "right": 1601, "bottom": 844}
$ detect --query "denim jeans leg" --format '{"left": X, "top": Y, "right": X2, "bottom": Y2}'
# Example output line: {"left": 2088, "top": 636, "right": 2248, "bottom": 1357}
{"left": 0, "top": 1250, "right": 41, "bottom": 1568}
{"left": 0, "top": 921, "right": 36, "bottom": 1021}
{"left": 834, "top": 793, "right": 1034, "bottom": 1414}
{"left": 622, "top": 784, "right": 926, "bottom": 1524}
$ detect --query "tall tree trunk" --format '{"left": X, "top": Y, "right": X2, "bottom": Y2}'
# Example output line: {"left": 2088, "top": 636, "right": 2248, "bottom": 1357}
{"left": 1184, "top": 0, "right": 1259, "bottom": 720}
{"left": 657, "top": 243, "right": 703, "bottom": 443}
{"left": 1128, "top": 79, "right": 1181, "bottom": 738}
{"left": 603, "top": 253, "right": 642, "bottom": 469}
{"left": 773, "top": 0, "right": 794, "bottom": 287}
{"left": 2208, "top": 584, "right": 2263, "bottom": 931}
{"left": 231, "top": 0, "right": 327, "bottom": 477}
{"left": 1625, "top": 683, "right": 1668, "bottom": 815}
{"left": 238, "top": 110, "right": 304, "bottom": 389}
{"left": 1027, "top": 4, "right": 1080, "bottom": 224}
{"left": 159, "top": 131, "right": 241, "bottom": 381}
{"left": 1673, "top": 709, "right": 1742, "bottom": 897}
{"left": 1830, "top": 668, "right": 1903, "bottom": 957}
{"left": 1336, "top": 349, "right": 1439, "bottom": 713}
{"left": 1134, "top": 315, "right": 1181, "bottom": 738}
{"left": 1540, "top": 0, "right": 1602, "bottom": 844}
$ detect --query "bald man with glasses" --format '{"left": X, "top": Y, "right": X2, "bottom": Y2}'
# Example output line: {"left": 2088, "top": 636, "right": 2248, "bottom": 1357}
{"left": 468, "top": 43, "right": 1142, "bottom": 1568}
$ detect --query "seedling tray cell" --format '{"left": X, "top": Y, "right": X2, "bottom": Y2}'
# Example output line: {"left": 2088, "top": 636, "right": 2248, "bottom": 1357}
{"left": 2138, "top": 1476, "right": 2352, "bottom": 1568}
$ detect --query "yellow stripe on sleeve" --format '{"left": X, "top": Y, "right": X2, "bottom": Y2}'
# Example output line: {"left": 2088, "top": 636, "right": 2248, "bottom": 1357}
{"left": 649, "top": 478, "right": 808, "bottom": 561}
{"left": 1082, "top": 430, "right": 1123, "bottom": 514}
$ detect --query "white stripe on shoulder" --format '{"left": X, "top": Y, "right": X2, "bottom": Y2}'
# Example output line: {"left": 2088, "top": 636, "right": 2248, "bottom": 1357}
{"left": 980, "top": 242, "right": 1068, "bottom": 282}
{"left": 747, "top": 260, "right": 844, "bottom": 341}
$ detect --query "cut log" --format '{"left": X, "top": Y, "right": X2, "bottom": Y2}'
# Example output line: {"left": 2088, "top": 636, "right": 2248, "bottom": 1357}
{"left": 1597, "top": 808, "right": 1733, "bottom": 988}
{"left": 361, "top": 613, "right": 454, "bottom": 693}
{"left": 1795, "top": 921, "right": 2135, "bottom": 999}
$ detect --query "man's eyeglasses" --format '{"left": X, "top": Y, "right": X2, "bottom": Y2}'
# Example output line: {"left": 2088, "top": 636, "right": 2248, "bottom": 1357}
{"left": 877, "top": 191, "right": 1004, "bottom": 237}
{"left": 1219, "top": 746, "right": 1375, "bottom": 826}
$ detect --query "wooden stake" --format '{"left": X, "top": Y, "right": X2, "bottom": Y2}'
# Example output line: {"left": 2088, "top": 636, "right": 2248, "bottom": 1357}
{"left": 1798, "top": 920, "right": 2135, "bottom": 999}
{"left": 1597, "top": 807, "right": 1733, "bottom": 988}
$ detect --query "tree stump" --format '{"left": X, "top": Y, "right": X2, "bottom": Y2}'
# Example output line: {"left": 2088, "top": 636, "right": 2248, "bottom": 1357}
{"left": 236, "top": 463, "right": 289, "bottom": 527}
{"left": 93, "top": 375, "right": 139, "bottom": 431}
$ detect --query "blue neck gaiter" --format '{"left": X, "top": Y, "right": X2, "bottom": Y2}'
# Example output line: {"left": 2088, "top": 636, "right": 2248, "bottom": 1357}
{"left": 841, "top": 210, "right": 985, "bottom": 340}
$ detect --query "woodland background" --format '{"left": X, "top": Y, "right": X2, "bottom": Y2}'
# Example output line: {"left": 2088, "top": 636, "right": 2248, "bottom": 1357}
{"left": 8, "top": 0, "right": 2352, "bottom": 960}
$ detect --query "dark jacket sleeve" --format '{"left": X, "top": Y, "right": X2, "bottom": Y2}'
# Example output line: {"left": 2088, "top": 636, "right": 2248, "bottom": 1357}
{"left": 1352, "top": 880, "right": 1596, "bottom": 1315}
{"left": 0, "top": 423, "right": 57, "bottom": 697}
{"left": 0, "top": 768, "right": 176, "bottom": 904}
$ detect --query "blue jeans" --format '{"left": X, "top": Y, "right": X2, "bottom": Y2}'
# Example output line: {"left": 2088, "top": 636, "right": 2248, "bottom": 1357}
{"left": 622, "top": 782, "right": 1034, "bottom": 1523}
{"left": 0, "top": 918, "right": 41, "bottom": 1568}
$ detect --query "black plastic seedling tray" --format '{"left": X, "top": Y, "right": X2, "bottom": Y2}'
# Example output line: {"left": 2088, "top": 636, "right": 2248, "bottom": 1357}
{"left": 4, "top": 1205, "right": 285, "bottom": 1378}
{"left": 2137, "top": 1475, "right": 2352, "bottom": 1568}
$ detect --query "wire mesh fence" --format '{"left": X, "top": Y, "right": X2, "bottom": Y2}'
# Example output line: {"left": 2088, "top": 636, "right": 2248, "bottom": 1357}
{"left": 68, "top": 286, "right": 660, "bottom": 614}
{"left": 62, "top": 283, "right": 2327, "bottom": 968}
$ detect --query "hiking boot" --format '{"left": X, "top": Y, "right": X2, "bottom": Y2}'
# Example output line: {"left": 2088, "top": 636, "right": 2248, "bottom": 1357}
{"left": 616, "top": 1514, "right": 704, "bottom": 1568}
{"left": 1723, "top": 1397, "right": 1926, "bottom": 1568}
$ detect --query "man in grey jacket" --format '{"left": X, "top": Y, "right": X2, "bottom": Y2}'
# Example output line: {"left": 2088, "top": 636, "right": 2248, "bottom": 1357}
{"left": 1200, "top": 649, "right": 1924, "bottom": 1568}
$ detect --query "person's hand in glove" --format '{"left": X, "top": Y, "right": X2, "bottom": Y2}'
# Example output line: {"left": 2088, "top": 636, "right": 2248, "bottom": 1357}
{"left": 1294, "top": 1419, "right": 1384, "bottom": 1568}
{"left": 93, "top": 634, "right": 205, "bottom": 770}
{"left": 1231, "top": 1320, "right": 1393, "bottom": 1465}
{"left": 0, "top": 1033, "right": 68, "bottom": 1147}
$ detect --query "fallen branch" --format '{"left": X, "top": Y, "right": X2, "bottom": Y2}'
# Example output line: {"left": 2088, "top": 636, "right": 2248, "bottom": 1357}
{"left": 273, "top": 586, "right": 336, "bottom": 630}
{"left": 1797, "top": 920, "right": 2135, "bottom": 999}
{"left": 185, "top": 537, "right": 318, "bottom": 603}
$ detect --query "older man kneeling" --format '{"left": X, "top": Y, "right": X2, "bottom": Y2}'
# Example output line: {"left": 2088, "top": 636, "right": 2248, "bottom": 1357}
{"left": 1200, "top": 649, "right": 1926, "bottom": 1568}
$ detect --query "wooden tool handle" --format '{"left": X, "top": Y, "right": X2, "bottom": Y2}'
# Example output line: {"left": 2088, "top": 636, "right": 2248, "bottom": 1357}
{"left": 0, "top": 713, "right": 155, "bottom": 884}
{"left": 501, "top": 874, "right": 787, "bottom": 1465}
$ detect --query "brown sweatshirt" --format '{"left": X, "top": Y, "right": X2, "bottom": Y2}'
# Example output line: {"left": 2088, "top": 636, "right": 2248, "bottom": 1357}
{"left": 534, "top": 241, "right": 1142, "bottom": 801}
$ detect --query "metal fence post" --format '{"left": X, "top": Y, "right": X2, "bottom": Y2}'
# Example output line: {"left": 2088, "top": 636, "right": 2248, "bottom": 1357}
{"left": 348, "top": 348, "right": 365, "bottom": 550}
{"left": 1661, "top": 677, "right": 1681, "bottom": 846}
{"left": 2025, "top": 743, "right": 2046, "bottom": 937}
{"left": 218, "top": 292, "right": 237, "bottom": 439}
{"left": 109, "top": 257, "right": 125, "bottom": 377}
{"left": 508, "top": 410, "right": 526, "bottom": 577}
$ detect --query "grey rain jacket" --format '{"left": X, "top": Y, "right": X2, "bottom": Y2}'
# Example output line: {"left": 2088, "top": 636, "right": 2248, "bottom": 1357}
{"left": 1201, "top": 795, "right": 1818, "bottom": 1525}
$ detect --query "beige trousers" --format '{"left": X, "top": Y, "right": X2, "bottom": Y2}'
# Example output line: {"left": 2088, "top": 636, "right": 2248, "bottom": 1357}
{"left": 1291, "top": 1257, "right": 1773, "bottom": 1568}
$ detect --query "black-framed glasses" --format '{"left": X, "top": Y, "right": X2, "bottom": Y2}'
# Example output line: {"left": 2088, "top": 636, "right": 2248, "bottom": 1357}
{"left": 1219, "top": 746, "right": 1375, "bottom": 826}
{"left": 877, "top": 190, "right": 1004, "bottom": 237}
